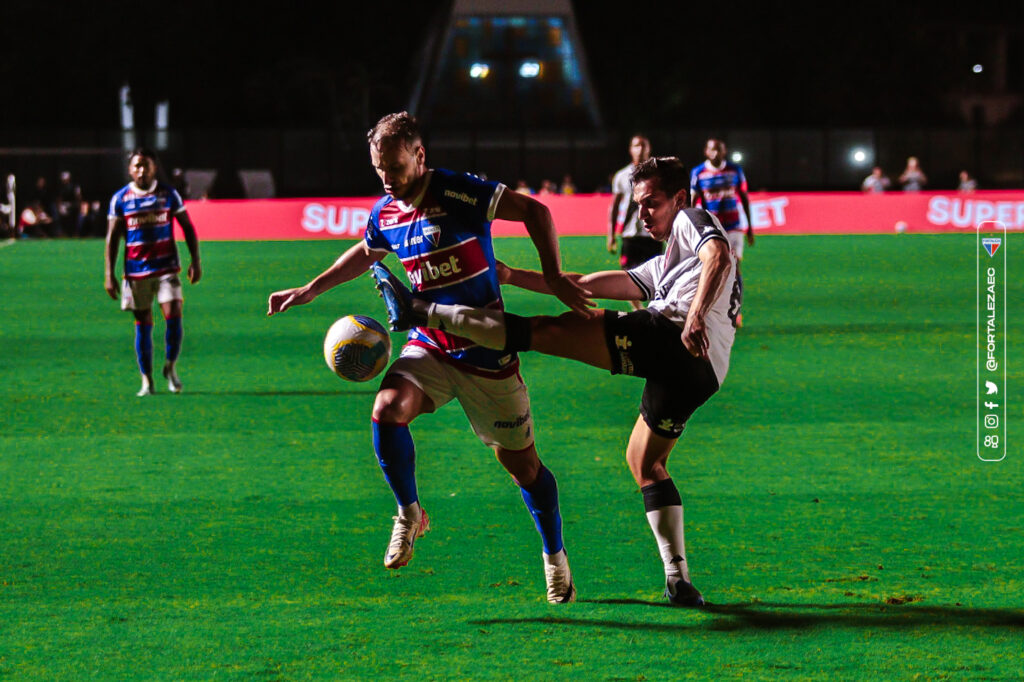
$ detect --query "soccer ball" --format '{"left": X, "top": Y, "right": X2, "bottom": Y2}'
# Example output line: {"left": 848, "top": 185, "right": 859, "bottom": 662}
{"left": 323, "top": 315, "right": 392, "bottom": 382}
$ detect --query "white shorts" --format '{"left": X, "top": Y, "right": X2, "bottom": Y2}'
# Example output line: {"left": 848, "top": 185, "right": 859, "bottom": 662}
{"left": 121, "top": 273, "right": 183, "bottom": 311}
{"left": 385, "top": 344, "right": 535, "bottom": 451}
{"left": 727, "top": 230, "right": 745, "bottom": 260}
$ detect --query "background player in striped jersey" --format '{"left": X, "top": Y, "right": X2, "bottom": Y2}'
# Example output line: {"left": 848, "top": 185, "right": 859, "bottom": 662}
{"left": 607, "top": 134, "right": 663, "bottom": 310}
{"left": 267, "top": 112, "right": 592, "bottom": 603}
{"left": 104, "top": 148, "right": 202, "bottom": 396}
{"left": 690, "top": 138, "right": 751, "bottom": 325}
{"left": 373, "top": 156, "right": 737, "bottom": 606}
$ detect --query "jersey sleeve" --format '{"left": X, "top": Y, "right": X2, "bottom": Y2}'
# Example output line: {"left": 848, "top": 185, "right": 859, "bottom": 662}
{"left": 108, "top": 191, "right": 122, "bottom": 219}
{"left": 611, "top": 167, "right": 630, "bottom": 196}
{"left": 735, "top": 164, "right": 749, "bottom": 193}
{"left": 438, "top": 169, "right": 504, "bottom": 230}
{"left": 626, "top": 256, "right": 662, "bottom": 301}
{"left": 170, "top": 188, "right": 186, "bottom": 213}
{"left": 363, "top": 201, "right": 392, "bottom": 253}
{"left": 681, "top": 208, "right": 728, "bottom": 253}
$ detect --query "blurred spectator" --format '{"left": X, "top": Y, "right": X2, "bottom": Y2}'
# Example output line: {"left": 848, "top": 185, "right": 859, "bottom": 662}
{"left": 958, "top": 170, "right": 977, "bottom": 193}
{"left": 559, "top": 174, "right": 576, "bottom": 195}
{"left": 899, "top": 156, "right": 927, "bottom": 192}
{"left": 56, "top": 170, "right": 83, "bottom": 236}
{"left": 860, "top": 166, "right": 891, "bottom": 193}
{"left": 18, "top": 202, "right": 56, "bottom": 238}
{"left": 595, "top": 174, "right": 613, "bottom": 194}
{"left": 28, "top": 176, "right": 59, "bottom": 233}
{"left": 514, "top": 179, "right": 533, "bottom": 195}
{"left": 538, "top": 179, "right": 557, "bottom": 195}
{"left": 79, "top": 200, "right": 107, "bottom": 238}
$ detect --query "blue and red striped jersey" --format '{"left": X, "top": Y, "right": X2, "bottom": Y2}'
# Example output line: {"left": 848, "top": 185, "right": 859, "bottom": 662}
{"left": 364, "top": 168, "right": 517, "bottom": 378}
{"left": 108, "top": 182, "right": 186, "bottom": 279}
{"left": 689, "top": 161, "right": 748, "bottom": 231}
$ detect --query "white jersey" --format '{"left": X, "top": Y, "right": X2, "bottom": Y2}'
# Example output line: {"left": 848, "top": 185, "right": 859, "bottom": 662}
{"left": 612, "top": 164, "right": 655, "bottom": 239}
{"left": 626, "top": 208, "right": 737, "bottom": 384}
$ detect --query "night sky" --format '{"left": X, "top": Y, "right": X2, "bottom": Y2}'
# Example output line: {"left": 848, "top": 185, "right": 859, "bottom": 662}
{"left": 2, "top": 1, "right": 1019, "bottom": 131}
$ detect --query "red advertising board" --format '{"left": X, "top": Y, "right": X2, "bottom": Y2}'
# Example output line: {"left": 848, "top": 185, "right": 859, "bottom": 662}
{"left": 184, "top": 191, "right": 1024, "bottom": 241}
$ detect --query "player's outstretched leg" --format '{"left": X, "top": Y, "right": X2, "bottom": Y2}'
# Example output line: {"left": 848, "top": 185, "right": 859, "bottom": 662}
{"left": 643, "top": 478, "right": 704, "bottom": 607}
{"left": 370, "top": 262, "right": 426, "bottom": 332}
{"left": 135, "top": 321, "right": 155, "bottom": 396}
{"left": 163, "top": 315, "right": 184, "bottom": 393}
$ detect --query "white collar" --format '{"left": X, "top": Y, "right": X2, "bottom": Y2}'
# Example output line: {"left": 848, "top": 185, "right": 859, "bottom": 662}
{"left": 130, "top": 181, "right": 158, "bottom": 194}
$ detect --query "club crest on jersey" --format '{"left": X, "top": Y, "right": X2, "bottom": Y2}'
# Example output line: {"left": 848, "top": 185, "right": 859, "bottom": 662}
{"left": 422, "top": 223, "right": 441, "bottom": 247}
{"left": 982, "top": 237, "right": 1001, "bottom": 257}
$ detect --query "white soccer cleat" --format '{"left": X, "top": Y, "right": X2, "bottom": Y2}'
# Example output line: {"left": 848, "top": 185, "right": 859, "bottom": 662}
{"left": 136, "top": 377, "right": 154, "bottom": 397}
{"left": 163, "top": 362, "right": 182, "bottom": 393}
{"left": 543, "top": 551, "right": 576, "bottom": 604}
{"left": 384, "top": 509, "right": 430, "bottom": 569}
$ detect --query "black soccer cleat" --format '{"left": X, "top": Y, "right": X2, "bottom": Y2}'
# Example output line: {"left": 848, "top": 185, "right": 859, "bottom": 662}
{"left": 370, "top": 262, "right": 425, "bottom": 332}
{"left": 664, "top": 576, "right": 706, "bottom": 608}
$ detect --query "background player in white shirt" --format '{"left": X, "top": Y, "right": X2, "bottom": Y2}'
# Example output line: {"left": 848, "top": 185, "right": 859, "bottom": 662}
{"left": 373, "top": 156, "right": 737, "bottom": 606}
{"left": 607, "top": 134, "right": 663, "bottom": 310}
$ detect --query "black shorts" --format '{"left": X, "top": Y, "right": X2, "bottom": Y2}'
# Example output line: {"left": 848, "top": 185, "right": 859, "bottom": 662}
{"left": 602, "top": 309, "right": 720, "bottom": 439}
{"left": 619, "top": 237, "right": 664, "bottom": 270}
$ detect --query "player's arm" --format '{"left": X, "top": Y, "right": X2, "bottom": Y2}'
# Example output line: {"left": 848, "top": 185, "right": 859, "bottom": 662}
{"left": 268, "top": 241, "right": 382, "bottom": 315}
{"left": 607, "top": 193, "right": 623, "bottom": 253}
{"left": 493, "top": 189, "right": 594, "bottom": 313}
{"left": 104, "top": 216, "right": 125, "bottom": 300}
{"left": 175, "top": 210, "right": 203, "bottom": 284}
{"left": 498, "top": 261, "right": 642, "bottom": 302}
{"left": 739, "top": 187, "right": 754, "bottom": 246}
{"left": 681, "top": 238, "right": 732, "bottom": 358}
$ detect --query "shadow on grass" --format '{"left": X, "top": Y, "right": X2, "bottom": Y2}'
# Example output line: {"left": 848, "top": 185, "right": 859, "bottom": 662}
{"left": 183, "top": 390, "right": 376, "bottom": 397}
{"left": 472, "top": 601, "right": 1024, "bottom": 632}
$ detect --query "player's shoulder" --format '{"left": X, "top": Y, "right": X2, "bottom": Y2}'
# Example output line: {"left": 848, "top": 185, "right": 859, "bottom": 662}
{"left": 434, "top": 167, "right": 494, "bottom": 190}
{"left": 678, "top": 208, "right": 726, "bottom": 237}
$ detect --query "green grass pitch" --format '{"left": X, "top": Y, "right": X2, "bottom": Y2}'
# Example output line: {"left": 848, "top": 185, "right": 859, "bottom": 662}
{"left": 1, "top": 234, "right": 1021, "bottom": 680}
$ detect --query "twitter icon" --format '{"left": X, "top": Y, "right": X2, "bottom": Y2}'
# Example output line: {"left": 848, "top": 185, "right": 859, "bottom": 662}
{"left": 986, "top": 381, "right": 999, "bottom": 395}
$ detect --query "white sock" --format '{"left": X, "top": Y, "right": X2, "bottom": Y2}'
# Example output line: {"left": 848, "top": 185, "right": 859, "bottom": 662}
{"left": 645, "top": 505, "right": 690, "bottom": 582}
{"left": 398, "top": 501, "right": 422, "bottom": 521}
{"left": 426, "top": 303, "right": 507, "bottom": 350}
{"left": 543, "top": 548, "right": 567, "bottom": 566}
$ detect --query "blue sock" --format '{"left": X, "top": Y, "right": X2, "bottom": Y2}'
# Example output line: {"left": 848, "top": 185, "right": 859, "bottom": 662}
{"left": 520, "top": 465, "right": 564, "bottom": 555}
{"left": 134, "top": 322, "right": 153, "bottom": 376}
{"left": 372, "top": 420, "right": 419, "bottom": 507}
{"left": 165, "top": 316, "right": 183, "bottom": 362}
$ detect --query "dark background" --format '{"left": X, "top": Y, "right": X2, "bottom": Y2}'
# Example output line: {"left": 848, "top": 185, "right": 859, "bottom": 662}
{"left": 2, "top": 1, "right": 1019, "bottom": 130}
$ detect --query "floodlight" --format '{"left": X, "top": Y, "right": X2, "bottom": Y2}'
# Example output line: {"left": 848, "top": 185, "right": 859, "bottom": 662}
{"left": 519, "top": 61, "right": 541, "bottom": 78}
{"left": 469, "top": 63, "right": 490, "bottom": 79}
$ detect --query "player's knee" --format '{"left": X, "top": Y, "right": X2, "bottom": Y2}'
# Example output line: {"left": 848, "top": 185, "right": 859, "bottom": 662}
{"left": 372, "top": 394, "right": 408, "bottom": 424}
{"left": 496, "top": 446, "right": 540, "bottom": 486}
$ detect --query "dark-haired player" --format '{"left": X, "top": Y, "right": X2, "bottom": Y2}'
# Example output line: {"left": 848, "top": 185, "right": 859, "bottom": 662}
{"left": 607, "top": 134, "right": 662, "bottom": 310}
{"left": 373, "top": 156, "right": 737, "bottom": 606}
{"left": 690, "top": 138, "right": 750, "bottom": 325}
{"left": 104, "top": 148, "right": 202, "bottom": 396}
{"left": 268, "top": 112, "right": 591, "bottom": 603}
